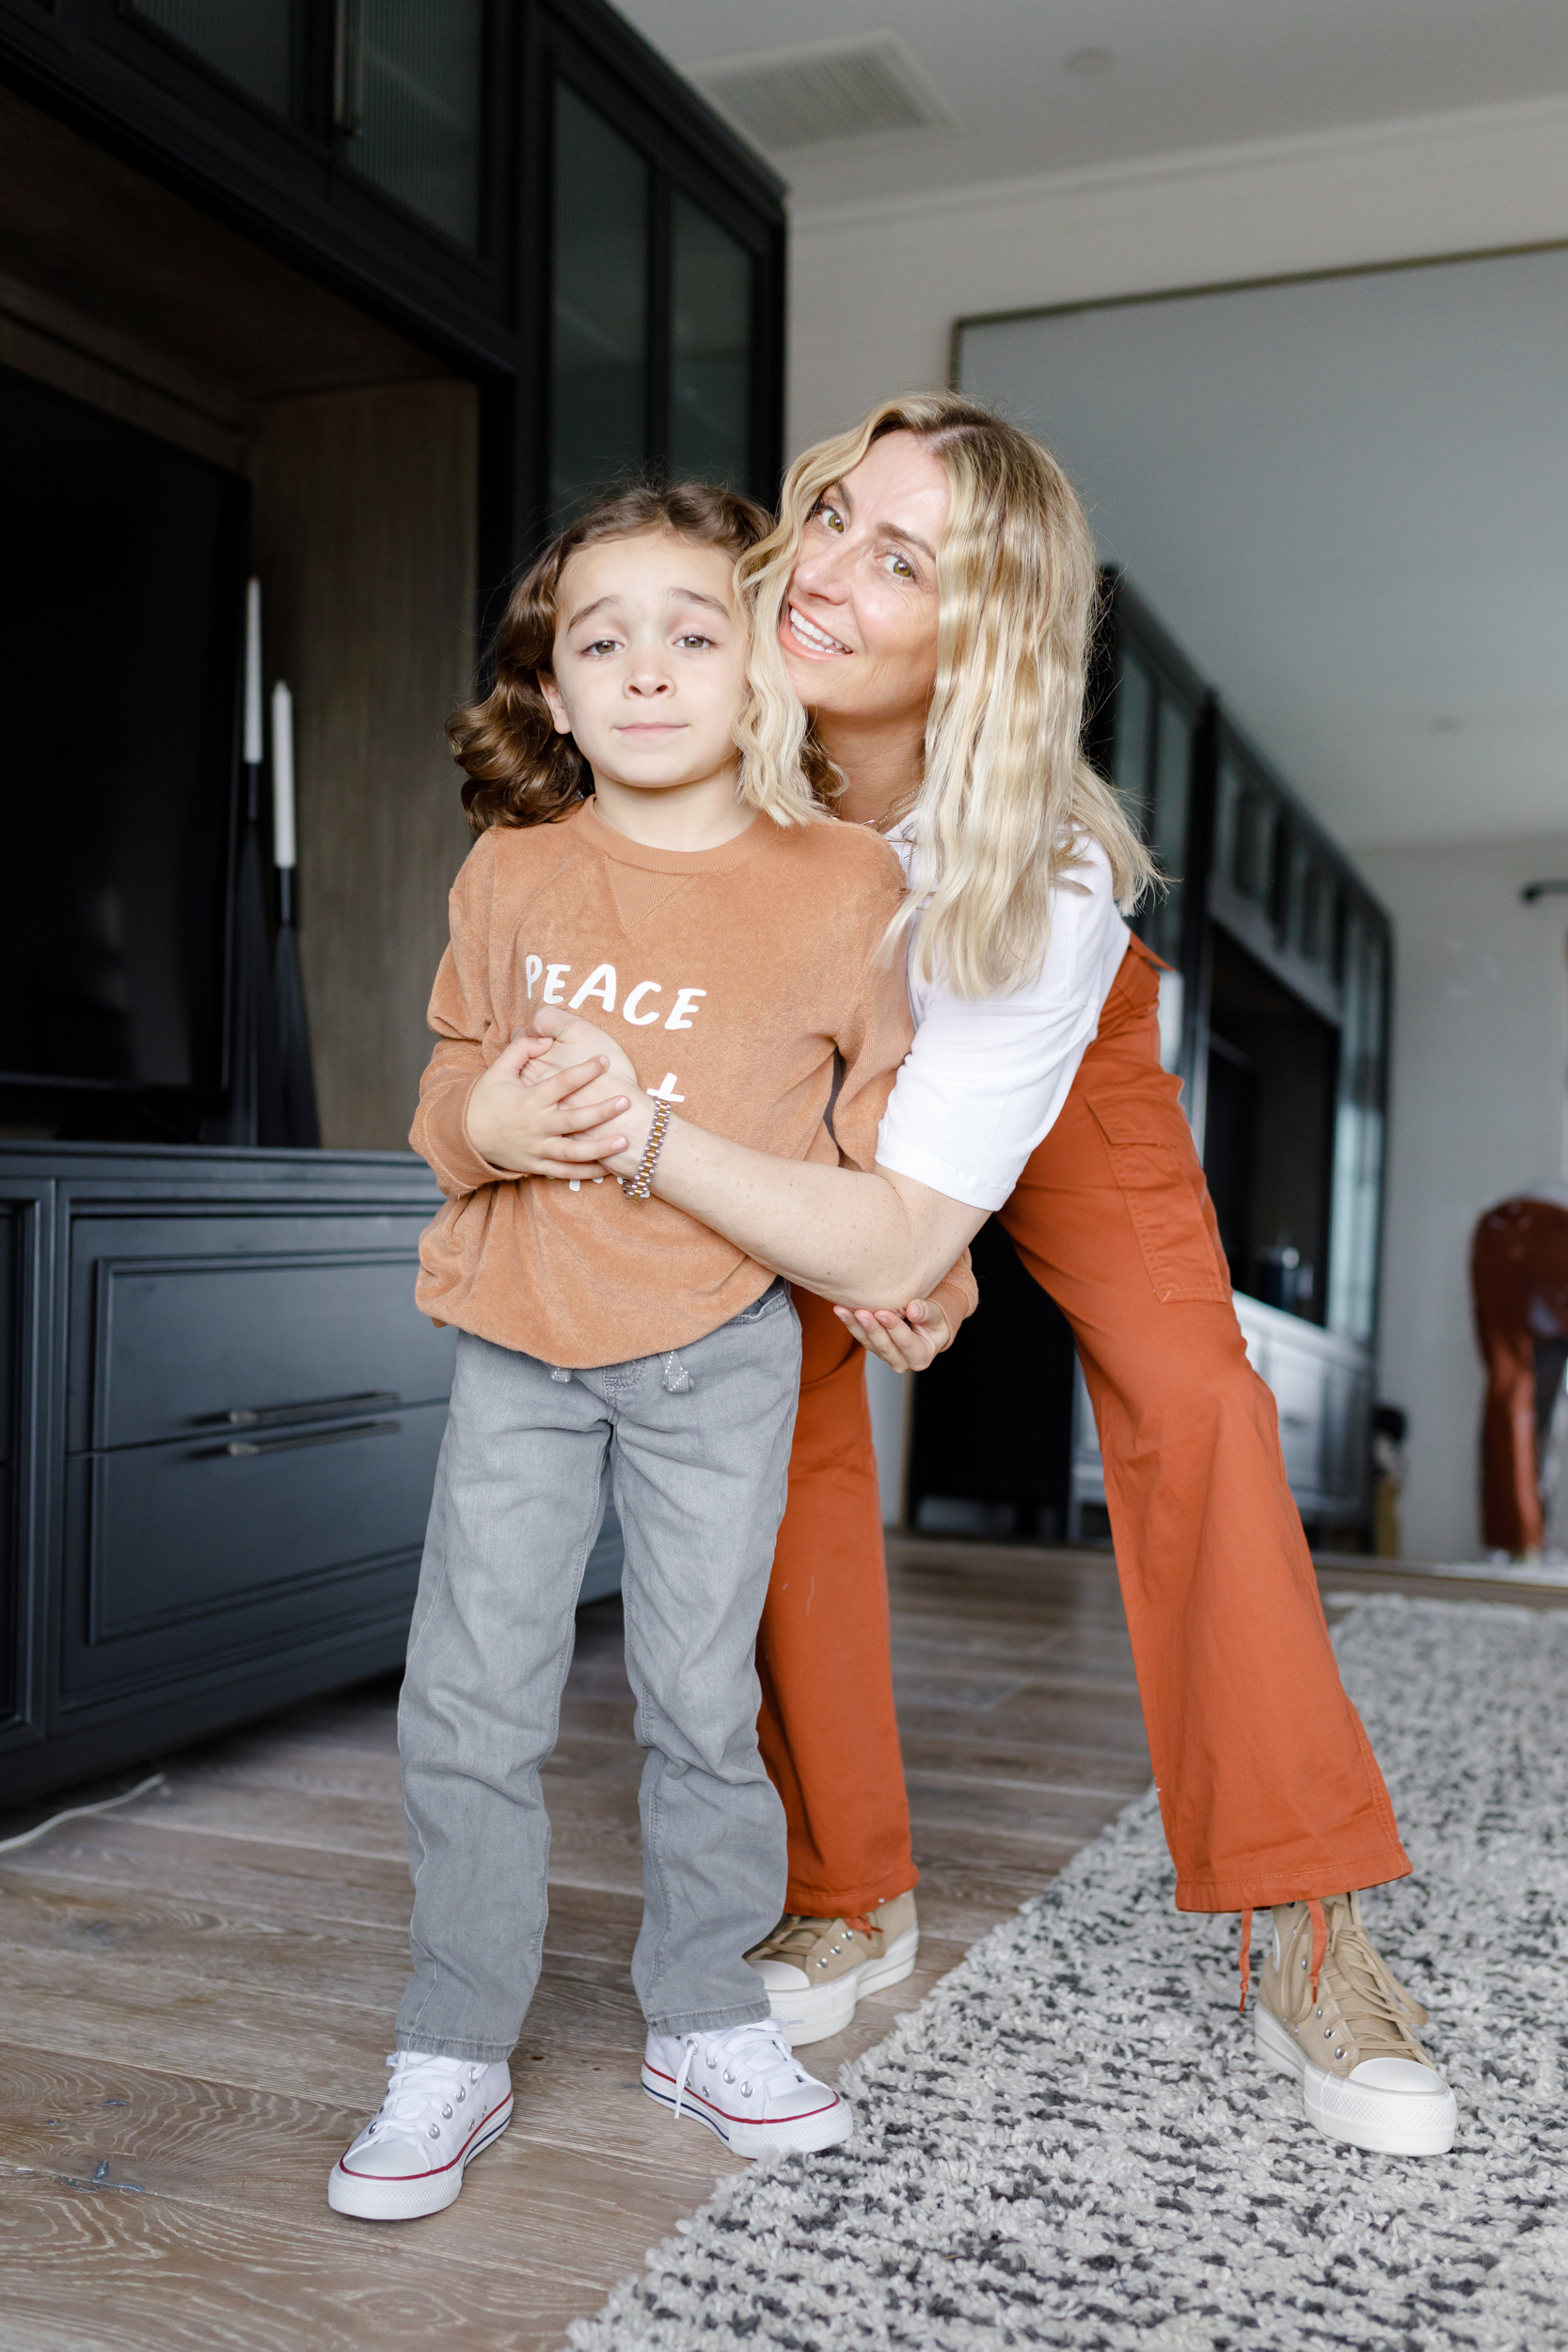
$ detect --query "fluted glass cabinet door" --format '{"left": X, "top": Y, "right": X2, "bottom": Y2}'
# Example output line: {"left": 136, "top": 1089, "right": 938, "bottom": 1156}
{"left": 1327, "top": 909, "right": 1388, "bottom": 1343}
{"left": 670, "top": 196, "right": 753, "bottom": 487}
{"left": 550, "top": 85, "right": 651, "bottom": 527}
{"left": 1148, "top": 693, "right": 1196, "bottom": 966}
{"left": 348, "top": 0, "right": 485, "bottom": 247}
{"left": 130, "top": 0, "right": 295, "bottom": 115}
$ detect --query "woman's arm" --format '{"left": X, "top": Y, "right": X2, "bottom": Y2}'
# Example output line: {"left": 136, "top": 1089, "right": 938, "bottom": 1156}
{"left": 525, "top": 1004, "right": 986, "bottom": 1306}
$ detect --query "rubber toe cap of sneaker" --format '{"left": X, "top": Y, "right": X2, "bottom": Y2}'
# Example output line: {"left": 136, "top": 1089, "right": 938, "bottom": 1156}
{"left": 748, "top": 1958, "right": 812, "bottom": 1993}
{"left": 1349, "top": 2057, "right": 1450, "bottom": 2099}
{"left": 770, "top": 2084, "right": 843, "bottom": 2122}
{"left": 341, "top": 2136, "right": 436, "bottom": 2181}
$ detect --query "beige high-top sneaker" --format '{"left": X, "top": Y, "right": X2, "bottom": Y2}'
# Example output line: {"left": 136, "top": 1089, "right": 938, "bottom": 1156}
{"left": 1257, "top": 1892, "right": 1456, "bottom": 2154}
{"left": 746, "top": 1893, "right": 919, "bottom": 2046}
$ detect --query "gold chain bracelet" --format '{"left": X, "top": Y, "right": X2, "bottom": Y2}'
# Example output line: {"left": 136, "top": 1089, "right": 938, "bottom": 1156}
{"left": 618, "top": 1096, "right": 673, "bottom": 1201}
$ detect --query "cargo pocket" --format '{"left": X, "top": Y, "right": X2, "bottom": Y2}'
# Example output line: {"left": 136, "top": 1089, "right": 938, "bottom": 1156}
{"left": 1084, "top": 1080, "right": 1232, "bottom": 1304}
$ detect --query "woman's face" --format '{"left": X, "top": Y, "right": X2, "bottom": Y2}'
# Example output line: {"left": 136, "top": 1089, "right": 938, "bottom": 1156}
{"left": 780, "top": 429, "right": 948, "bottom": 731}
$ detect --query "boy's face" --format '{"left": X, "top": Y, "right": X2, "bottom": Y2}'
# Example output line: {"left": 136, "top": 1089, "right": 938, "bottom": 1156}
{"left": 541, "top": 532, "right": 747, "bottom": 797}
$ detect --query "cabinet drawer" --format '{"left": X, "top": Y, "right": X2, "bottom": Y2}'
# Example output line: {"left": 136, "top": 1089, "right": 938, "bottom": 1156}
{"left": 71, "top": 1213, "right": 455, "bottom": 1451}
{"left": 60, "top": 1398, "right": 447, "bottom": 1700}
{"left": 1267, "top": 1343, "right": 1324, "bottom": 1495}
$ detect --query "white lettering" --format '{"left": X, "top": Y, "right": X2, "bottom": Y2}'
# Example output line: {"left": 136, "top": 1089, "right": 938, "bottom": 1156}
{"left": 569, "top": 961, "right": 617, "bottom": 1012}
{"left": 524, "top": 954, "right": 543, "bottom": 997}
{"left": 622, "top": 980, "right": 662, "bottom": 1026}
{"left": 650, "top": 1073, "right": 685, "bottom": 1102}
{"left": 543, "top": 963, "right": 571, "bottom": 1005}
{"left": 664, "top": 987, "right": 706, "bottom": 1032}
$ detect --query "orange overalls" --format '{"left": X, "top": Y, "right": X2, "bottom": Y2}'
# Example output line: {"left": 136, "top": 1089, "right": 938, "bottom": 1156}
{"left": 756, "top": 935, "right": 1410, "bottom": 1918}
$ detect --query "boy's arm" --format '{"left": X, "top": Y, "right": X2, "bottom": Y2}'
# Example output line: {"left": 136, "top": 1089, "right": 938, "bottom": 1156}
{"left": 412, "top": 846, "right": 627, "bottom": 1193}
{"left": 410, "top": 877, "right": 517, "bottom": 1197}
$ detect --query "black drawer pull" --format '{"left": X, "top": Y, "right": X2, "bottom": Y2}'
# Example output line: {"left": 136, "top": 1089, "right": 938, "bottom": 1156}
{"left": 221, "top": 1419, "right": 402, "bottom": 1459}
{"left": 208, "top": 1390, "right": 403, "bottom": 1432}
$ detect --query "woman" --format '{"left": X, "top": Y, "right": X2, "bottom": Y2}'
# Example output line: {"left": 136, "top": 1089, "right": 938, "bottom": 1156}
{"left": 518, "top": 394, "right": 1456, "bottom": 2160}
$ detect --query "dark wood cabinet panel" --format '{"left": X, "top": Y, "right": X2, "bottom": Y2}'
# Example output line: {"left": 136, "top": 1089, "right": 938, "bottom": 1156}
{"left": 0, "top": 1202, "right": 14, "bottom": 1460}
{"left": 71, "top": 1215, "right": 455, "bottom": 1451}
{"left": 61, "top": 1398, "right": 445, "bottom": 1697}
{"left": 0, "top": 1144, "right": 454, "bottom": 1802}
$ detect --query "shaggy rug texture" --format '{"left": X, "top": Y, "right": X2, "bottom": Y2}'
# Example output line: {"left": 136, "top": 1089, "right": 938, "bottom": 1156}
{"left": 572, "top": 1598, "right": 1568, "bottom": 2351}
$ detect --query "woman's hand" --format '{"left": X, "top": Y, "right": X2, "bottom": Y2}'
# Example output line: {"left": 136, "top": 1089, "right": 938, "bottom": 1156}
{"left": 463, "top": 1033, "right": 631, "bottom": 1179}
{"left": 833, "top": 1295, "right": 951, "bottom": 1373}
{"left": 525, "top": 1007, "right": 656, "bottom": 1179}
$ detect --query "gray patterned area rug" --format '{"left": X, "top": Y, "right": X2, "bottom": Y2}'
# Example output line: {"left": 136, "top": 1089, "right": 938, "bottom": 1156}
{"left": 571, "top": 1598, "right": 1568, "bottom": 2351}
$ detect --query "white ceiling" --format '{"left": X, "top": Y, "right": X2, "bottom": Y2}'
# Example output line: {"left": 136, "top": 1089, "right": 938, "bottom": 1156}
{"left": 621, "top": 0, "right": 1568, "bottom": 209}
{"left": 958, "top": 246, "right": 1568, "bottom": 850}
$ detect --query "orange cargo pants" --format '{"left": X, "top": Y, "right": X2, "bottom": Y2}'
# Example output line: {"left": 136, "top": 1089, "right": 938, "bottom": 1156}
{"left": 756, "top": 934, "right": 1410, "bottom": 1917}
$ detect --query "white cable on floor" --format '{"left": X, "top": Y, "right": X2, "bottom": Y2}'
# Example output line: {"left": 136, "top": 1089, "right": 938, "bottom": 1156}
{"left": 0, "top": 1769, "right": 167, "bottom": 1855}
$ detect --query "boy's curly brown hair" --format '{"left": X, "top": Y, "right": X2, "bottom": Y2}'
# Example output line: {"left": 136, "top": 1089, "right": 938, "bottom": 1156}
{"left": 449, "top": 482, "right": 776, "bottom": 834}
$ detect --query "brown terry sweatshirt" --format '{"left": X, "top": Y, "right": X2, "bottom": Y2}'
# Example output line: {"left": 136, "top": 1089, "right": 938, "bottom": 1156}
{"left": 412, "top": 798, "right": 920, "bottom": 1367}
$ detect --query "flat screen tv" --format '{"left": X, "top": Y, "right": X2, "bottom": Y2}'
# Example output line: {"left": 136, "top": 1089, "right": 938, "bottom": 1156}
{"left": 0, "top": 362, "right": 246, "bottom": 1118}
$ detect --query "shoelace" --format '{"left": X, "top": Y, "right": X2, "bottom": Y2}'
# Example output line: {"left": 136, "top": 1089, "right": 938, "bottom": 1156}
{"left": 671, "top": 2022, "right": 808, "bottom": 2122}
{"left": 362, "top": 2052, "right": 484, "bottom": 2150}
{"left": 1303, "top": 1899, "right": 1429, "bottom": 2062}
{"left": 752, "top": 1913, "right": 876, "bottom": 1969}
{"left": 1237, "top": 1898, "right": 1429, "bottom": 2060}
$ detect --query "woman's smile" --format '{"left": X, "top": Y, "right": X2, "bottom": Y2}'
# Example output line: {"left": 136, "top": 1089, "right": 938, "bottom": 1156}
{"left": 785, "top": 604, "right": 854, "bottom": 658}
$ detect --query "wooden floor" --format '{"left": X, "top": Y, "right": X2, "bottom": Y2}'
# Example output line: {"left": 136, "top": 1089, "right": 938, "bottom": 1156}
{"left": 1, "top": 1538, "right": 1556, "bottom": 2351}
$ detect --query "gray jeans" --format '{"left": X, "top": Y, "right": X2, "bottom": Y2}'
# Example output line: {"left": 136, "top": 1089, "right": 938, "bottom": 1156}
{"left": 395, "top": 1281, "right": 800, "bottom": 2057}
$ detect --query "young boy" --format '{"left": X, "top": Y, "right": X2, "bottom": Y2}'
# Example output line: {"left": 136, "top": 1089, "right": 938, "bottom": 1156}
{"left": 328, "top": 485, "right": 913, "bottom": 2220}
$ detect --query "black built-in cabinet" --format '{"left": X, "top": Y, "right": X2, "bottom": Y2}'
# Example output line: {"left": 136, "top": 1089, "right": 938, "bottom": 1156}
{"left": 0, "top": 0, "right": 785, "bottom": 583}
{"left": 0, "top": 4, "right": 774, "bottom": 1795}
{"left": 0, "top": 1145, "right": 458, "bottom": 1802}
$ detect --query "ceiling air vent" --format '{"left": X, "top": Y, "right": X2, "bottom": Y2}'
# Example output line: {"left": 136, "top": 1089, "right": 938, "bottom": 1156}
{"left": 690, "top": 31, "right": 956, "bottom": 151}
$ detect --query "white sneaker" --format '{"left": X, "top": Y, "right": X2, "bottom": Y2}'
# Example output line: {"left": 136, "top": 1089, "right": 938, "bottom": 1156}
{"left": 747, "top": 1893, "right": 919, "bottom": 2046}
{"left": 328, "top": 2051, "right": 514, "bottom": 2220}
{"left": 641, "top": 2020, "right": 853, "bottom": 2157}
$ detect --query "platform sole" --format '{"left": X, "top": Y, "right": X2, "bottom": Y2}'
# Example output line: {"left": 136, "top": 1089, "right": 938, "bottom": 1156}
{"left": 1256, "top": 2006, "right": 1456, "bottom": 2154}
{"left": 763, "top": 1924, "right": 920, "bottom": 2048}
{"left": 641, "top": 2066, "right": 853, "bottom": 2157}
{"left": 327, "top": 2097, "right": 514, "bottom": 2220}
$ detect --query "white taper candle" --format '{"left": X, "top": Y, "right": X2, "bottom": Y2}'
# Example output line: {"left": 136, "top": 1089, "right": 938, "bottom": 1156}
{"left": 244, "top": 578, "right": 263, "bottom": 766}
{"left": 270, "top": 680, "right": 296, "bottom": 870}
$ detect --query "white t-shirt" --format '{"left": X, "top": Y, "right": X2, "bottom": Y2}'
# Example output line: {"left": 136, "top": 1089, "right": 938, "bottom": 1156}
{"left": 873, "top": 822, "right": 1131, "bottom": 1212}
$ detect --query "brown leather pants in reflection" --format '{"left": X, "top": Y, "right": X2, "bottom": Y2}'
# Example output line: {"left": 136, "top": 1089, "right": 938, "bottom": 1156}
{"left": 1471, "top": 1196, "right": 1568, "bottom": 1553}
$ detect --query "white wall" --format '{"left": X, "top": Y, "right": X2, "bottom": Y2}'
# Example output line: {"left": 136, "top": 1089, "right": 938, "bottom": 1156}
{"left": 1355, "top": 835, "right": 1568, "bottom": 1562}
{"left": 787, "top": 93, "right": 1568, "bottom": 453}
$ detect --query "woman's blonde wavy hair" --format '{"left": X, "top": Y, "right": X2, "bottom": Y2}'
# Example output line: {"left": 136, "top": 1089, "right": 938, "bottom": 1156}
{"left": 449, "top": 481, "right": 817, "bottom": 834}
{"left": 739, "top": 392, "right": 1156, "bottom": 996}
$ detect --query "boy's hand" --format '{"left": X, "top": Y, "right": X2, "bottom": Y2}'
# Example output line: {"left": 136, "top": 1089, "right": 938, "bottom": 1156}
{"left": 526, "top": 1006, "right": 640, "bottom": 1094}
{"left": 832, "top": 1296, "right": 951, "bottom": 1373}
{"left": 464, "top": 1034, "right": 631, "bottom": 1179}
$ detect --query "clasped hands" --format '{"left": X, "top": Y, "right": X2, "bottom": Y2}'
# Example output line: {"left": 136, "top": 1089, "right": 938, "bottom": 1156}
{"left": 462, "top": 1006, "right": 949, "bottom": 1372}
